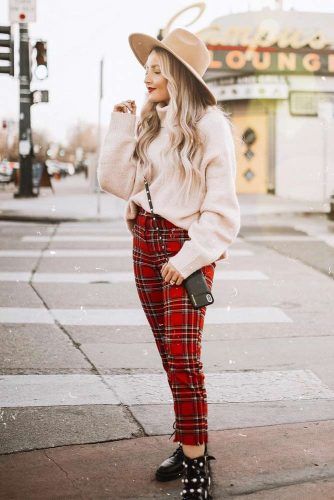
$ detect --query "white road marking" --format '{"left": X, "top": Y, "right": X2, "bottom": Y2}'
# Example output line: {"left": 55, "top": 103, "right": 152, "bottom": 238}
{"left": 22, "top": 235, "right": 245, "bottom": 243}
{"left": 0, "top": 370, "right": 332, "bottom": 407}
{"left": 21, "top": 235, "right": 132, "bottom": 242}
{"left": 0, "top": 374, "right": 119, "bottom": 407}
{"left": 49, "top": 227, "right": 127, "bottom": 234}
{"left": 105, "top": 369, "right": 334, "bottom": 404}
{"left": 244, "top": 235, "right": 318, "bottom": 241}
{"left": 0, "top": 270, "right": 268, "bottom": 283}
{"left": 0, "top": 249, "right": 253, "bottom": 258}
{"left": 0, "top": 250, "right": 42, "bottom": 257}
{"left": 0, "top": 272, "right": 32, "bottom": 281}
{"left": 0, "top": 307, "right": 54, "bottom": 324}
{"left": 0, "top": 307, "right": 292, "bottom": 325}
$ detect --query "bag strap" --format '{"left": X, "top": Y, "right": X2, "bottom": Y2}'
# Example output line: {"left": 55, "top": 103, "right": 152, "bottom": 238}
{"left": 143, "top": 176, "right": 169, "bottom": 262}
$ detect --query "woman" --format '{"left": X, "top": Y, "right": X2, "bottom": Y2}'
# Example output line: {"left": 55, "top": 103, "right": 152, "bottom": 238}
{"left": 98, "top": 27, "right": 241, "bottom": 500}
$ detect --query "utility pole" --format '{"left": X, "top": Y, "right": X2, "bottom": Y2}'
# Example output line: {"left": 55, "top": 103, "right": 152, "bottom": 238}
{"left": 96, "top": 57, "right": 103, "bottom": 216}
{"left": 9, "top": 1, "right": 47, "bottom": 198}
{"left": 14, "top": 22, "right": 35, "bottom": 197}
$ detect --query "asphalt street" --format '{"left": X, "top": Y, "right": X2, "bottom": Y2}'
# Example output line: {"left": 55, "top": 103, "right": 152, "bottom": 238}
{"left": 0, "top": 189, "right": 334, "bottom": 498}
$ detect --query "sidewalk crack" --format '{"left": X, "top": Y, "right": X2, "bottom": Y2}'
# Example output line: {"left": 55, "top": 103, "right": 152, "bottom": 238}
{"left": 43, "top": 449, "right": 84, "bottom": 498}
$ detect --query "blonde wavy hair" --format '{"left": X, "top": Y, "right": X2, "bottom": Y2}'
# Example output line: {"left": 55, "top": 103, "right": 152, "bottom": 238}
{"left": 131, "top": 47, "right": 230, "bottom": 202}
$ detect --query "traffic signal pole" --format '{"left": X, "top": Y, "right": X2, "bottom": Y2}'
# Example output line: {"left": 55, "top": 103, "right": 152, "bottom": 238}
{"left": 14, "top": 23, "right": 35, "bottom": 198}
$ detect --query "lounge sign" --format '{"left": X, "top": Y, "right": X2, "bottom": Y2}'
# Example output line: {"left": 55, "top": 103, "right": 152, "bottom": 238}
{"left": 195, "top": 19, "right": 334, "bottom": 75}
{"left": 167, "top": 6, "right": 334, "bottom": 75}
{"left": 208, "top": 46, "right": 334, "bottom": 75}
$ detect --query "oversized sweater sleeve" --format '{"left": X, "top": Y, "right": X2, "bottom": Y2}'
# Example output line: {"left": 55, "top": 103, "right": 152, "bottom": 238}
{"left": 97, "top": 111, "right": 138, "bottom": 201}
{"left": 168, "top": 110, "right": 241, "bottom": 280}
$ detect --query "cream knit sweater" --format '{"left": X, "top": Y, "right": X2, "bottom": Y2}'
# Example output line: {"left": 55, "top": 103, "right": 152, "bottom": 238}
{"left": 97, "top": 101, "right": 241, "bottom": 280}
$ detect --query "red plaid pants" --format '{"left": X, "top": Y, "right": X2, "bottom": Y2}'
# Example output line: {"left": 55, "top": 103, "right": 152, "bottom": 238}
{"left": 132, "top": 206, "right": 216, "bottom": 445}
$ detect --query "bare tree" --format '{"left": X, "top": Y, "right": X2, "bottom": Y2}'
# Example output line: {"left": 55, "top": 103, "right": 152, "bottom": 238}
{"left": 66, "top": 120, "right": 98, "bottom": 157}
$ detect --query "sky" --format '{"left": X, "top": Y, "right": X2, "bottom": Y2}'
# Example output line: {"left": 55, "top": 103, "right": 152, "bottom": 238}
{"left": 1, "top": 0, "right": 334, "bottom": 145}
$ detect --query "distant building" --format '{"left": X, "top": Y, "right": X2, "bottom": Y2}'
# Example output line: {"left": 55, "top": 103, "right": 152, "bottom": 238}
{"left": 199, "top": 7, "right": 334, "bottom": 202}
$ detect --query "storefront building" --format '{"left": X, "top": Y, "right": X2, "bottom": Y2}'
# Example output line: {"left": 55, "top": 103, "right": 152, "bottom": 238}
{"left": 198, "top": 8, "right": 334, "bottom": 202}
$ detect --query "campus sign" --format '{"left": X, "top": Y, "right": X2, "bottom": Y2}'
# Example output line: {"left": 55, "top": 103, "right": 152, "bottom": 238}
{"left": 195, "top": 19, "right": 334, "bottom": 75}
{"left": 197, "top": 22, "right": 333, "bottom": 50}
{"left": 166, "top": 4, "right": 334, "bottom": 75}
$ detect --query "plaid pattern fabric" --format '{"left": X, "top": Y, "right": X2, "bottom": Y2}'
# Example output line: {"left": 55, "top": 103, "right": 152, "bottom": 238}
{"left": 132, "top": 206, "right": 216, "bottom": 445}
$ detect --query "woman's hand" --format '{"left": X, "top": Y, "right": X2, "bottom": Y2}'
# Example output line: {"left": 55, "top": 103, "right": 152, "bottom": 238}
{"left": 161, "top": 261, "right": 184, "bottom": 286}
{"left": 113, "top": 100, "right": 136, "bottom": 114}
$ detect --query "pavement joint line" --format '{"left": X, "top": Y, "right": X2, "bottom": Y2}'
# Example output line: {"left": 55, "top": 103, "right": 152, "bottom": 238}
{"left": 24, "top": 224, "right": 148, "bottom": 441}
{"left": 27, "top": 224, "right": 102, "bottom": 378}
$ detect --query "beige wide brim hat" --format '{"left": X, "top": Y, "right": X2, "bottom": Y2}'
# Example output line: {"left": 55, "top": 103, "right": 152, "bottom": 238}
{"left": 128, "top": 27, "right": 217, "bottom": 106}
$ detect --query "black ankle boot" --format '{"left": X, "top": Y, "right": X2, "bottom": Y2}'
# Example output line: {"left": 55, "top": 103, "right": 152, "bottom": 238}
{"left": 155, "top": 443, "right": 184, "bottom": 482}
{"left": 155, "top": 442, "right": 208, "bottom": 482}
{"left": 180, "top": 450, "right": 216, "bottom": 499}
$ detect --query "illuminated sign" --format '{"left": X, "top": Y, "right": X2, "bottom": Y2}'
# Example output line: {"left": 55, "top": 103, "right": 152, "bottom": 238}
{"left": 165, "top": 4, "right": 334, "bottom": 76}
{"left": 197, "top": 22, "right": 333, "bottom": 50}
{"left": 208, "top": 47, "right": 334, "bottom": 75}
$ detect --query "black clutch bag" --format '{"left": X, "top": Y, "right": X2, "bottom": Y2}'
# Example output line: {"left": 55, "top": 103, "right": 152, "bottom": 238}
{"left": 143, "top": 176, "right": 214, "bottom": 309}
{"left": 183, "top": 269, "right": 214, "bottom": 309}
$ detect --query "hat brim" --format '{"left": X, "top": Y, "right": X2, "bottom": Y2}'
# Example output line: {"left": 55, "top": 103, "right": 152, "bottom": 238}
{"left": 128, "top": 32, "right": 217, "bottom": 105}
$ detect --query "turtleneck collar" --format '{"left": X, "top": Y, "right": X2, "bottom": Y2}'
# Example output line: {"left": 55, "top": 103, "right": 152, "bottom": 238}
{"left": 155, "top": 101, "right": 171, "bottom": 128}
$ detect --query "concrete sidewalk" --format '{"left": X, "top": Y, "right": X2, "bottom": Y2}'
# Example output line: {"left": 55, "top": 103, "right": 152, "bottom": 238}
{"left": 0, "top": 173, "right": 330, "bottom": 223}
{"left": 1, "top": 421, "right": 333, "bottom": 499}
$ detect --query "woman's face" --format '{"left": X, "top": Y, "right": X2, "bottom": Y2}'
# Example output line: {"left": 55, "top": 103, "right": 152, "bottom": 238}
{"left": 144, "top": 51, "right": 170, "bottom": 105}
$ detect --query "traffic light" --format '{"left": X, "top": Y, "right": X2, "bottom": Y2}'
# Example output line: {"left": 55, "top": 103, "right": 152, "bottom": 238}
{"left": 33, "top": 40, "right": 48, "bottom": 79}
{"left": 0, "top": 25, "right": 14, "bottom": 76}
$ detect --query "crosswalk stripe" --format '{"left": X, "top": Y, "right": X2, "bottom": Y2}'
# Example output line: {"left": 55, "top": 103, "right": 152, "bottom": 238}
{"left": 1, "top": 369, "right": 331, "bottom": 407}
{"left": 245, "top": 235, "right": 318, "bottom": 241}
{"left": 0, "top": 270, "right": 268, "bottom": 283}
{"left": 22, "top": 235, "right": 132, "bottom": 242}
{"left": 47, "top": 227, "right": 127, "bottom": 234}
{"left": 0, "top": 308, "right": 54, "bottom": 324}
{"left": 21, "top": 235, "right": 245, "bottom": 243}
{"left": 105, "top": 370, "right": 334, "bottom": 404}
{"left": 0, "top": 249, "right": 254, "bottom": 258}
{"left": 0, "top": 375, "right": 120, "bottom": 407}
{"left": 0, "top": 307, "right": 292, "bottom": 325}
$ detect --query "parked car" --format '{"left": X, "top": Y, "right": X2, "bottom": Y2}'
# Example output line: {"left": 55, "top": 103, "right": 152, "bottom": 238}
{"left": 0, "top": 160, "right": 18, "bottom": 184}
{"left": 60, "top": 162, "right": 75, "bottom": 176}
{"left": 45, "top": 160, "right": 61, "bottom": 177}
{"left": 46, "top": 160, "right": 75, "bottom": 178}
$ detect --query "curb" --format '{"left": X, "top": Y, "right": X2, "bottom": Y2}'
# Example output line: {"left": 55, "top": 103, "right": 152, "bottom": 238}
{"left": 0, "top": 213, "right": 119, "bottom": 224}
